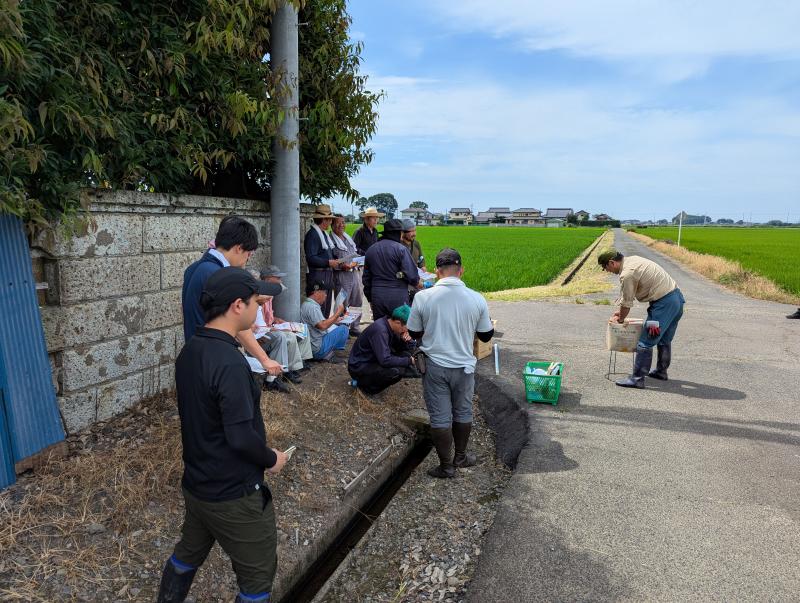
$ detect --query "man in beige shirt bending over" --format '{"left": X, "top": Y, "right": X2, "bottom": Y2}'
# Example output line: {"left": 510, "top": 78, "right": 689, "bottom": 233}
{"left": 599, "top": 248, "right": 686, "bottom": 389}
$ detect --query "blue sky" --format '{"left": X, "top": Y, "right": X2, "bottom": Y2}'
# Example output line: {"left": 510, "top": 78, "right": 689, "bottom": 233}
{"left": 328, "top": 1, "right": 800, "bottom": 222}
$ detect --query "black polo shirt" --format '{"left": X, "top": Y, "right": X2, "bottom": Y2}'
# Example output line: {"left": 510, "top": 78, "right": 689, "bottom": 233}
{"left": 176, "top": 327, "right": 273, "bottom": 501}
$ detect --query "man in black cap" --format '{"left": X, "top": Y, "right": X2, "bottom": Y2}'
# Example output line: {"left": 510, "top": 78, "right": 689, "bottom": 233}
{"left": 362, "top": 219, "right": 420, "bottom": 320}
{"left": 157, "top": 267, "right": 288, "bottom": 603}
{"left": 599, "top": 248, "right": 685, "bottom": 389}
{"left": 407, "top": 248, "right": 494, "bottom": 478}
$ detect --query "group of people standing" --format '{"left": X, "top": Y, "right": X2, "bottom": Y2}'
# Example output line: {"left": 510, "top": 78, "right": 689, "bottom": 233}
{"left": 160, "top": 210, "right": 494, "bottom": 602}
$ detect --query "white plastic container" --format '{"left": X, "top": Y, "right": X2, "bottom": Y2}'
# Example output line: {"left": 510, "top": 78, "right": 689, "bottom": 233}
{"left": 606, "top": 319, "right": 643, "bottom": 353}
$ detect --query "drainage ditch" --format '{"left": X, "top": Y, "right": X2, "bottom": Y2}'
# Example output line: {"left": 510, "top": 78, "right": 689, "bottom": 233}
{"left": 280, "top": 438, "right": 433, "bottom": 603}
{"left": 279, "top": 375, "right": 528, "bottom": 602}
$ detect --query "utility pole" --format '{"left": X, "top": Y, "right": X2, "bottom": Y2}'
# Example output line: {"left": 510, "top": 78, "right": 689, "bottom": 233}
{"left": 677, "top": 211, "right": 683, "bottom": 247}
{"left": 270, "top": 1, "right": 301, "bottom": 320}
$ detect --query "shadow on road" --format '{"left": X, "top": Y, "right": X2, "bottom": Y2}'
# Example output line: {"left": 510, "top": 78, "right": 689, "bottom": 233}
{"left": 646, "top": 379, "right": 746, "bottom": 400}
{"left": 569, "top": 405, "right": 800, "bottom": 447}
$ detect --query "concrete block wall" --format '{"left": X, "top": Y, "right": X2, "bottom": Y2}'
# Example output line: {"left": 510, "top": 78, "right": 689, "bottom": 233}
{"left": 29, "top": 190, "right": 314, "bottom": 434}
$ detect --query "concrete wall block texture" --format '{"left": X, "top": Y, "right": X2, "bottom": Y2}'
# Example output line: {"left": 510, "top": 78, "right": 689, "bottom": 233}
{"left": 60, "top": 255, "right": 160, "bottom": 303}
{"left": 141, "top": 363, "right": 176, "bottom": 398}
{"left": 161, "top": 251, "right": 200, "bottom": 289}
{"left": 62, "top": 296, "right": 145, "bottom": 348}
{"left": 96, "top": 372, "right": 144, "bottom": 422}
{"left": 40, "top": 305, "right": 65, "bottom": 351}
{"left": 87, "top": 190, "right": 265, "bottom": 215}
{"left": 143, "top": 215, "right": 218, "bottom": 252}
{"left": 63, "top": 329, "right": 176, "bottom": 391}
{"left": 142, "top": 289, "right": 182, "bottom": 332}
{"left": 32, "top": 213, "right": 143, "bottom": 258}
{"left": 60, "top": 389, "right": 97, "bottom": 434}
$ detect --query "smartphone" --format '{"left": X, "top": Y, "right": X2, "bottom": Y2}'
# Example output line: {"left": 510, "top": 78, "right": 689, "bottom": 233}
{"left": 284, "top": 445, "right": 297, "bottom": 460}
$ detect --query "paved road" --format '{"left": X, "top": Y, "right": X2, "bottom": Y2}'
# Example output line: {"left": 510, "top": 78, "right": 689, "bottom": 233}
{"left": 469, "top": 230, "right": 800, "bottom": 602}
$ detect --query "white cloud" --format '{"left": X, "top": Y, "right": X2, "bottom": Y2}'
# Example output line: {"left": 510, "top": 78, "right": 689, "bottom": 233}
{"left": 353, "top": 74, "right": 800, "bottom": 216}
{"left": 427, "top": 1, "right": 800, "bottom": 81}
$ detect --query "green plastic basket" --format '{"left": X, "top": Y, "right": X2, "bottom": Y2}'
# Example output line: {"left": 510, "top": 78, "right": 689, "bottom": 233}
{"left": 523, "top": 361, "right": 564, "bottom": 405}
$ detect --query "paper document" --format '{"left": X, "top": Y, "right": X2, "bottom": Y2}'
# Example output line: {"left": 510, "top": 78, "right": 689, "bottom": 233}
{"left": 418, "top": 269, "right": 437, "bottom": 283}
{"left": 335, "top": 290, "right": 347, "bottom": 307}
{"left": 246, "top": 357, "right": 288, "bottom": 374}
{"left": 352, "top": 256, "right": 365, "bottom": 267}
{"left": 270, "top": 322, "right": 308, "bottom": 339}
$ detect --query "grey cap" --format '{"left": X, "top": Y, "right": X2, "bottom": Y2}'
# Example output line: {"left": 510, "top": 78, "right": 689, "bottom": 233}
{"left": 401, "top": 219, "right": 416, "bottom": 231}
{"left": 259, "top": 264, "right": 287, "bottom": 278}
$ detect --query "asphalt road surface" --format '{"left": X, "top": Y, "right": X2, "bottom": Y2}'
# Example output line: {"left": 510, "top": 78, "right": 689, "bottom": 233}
{"left": 469, "top": 229, "right": 800, "bottom": 602}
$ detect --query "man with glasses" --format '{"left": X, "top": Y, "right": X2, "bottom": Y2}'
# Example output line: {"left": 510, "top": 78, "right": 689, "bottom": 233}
{"left": 182, "top": 216, "right": 284, "bottom": 381}
{"left": 599, "top": 248, "right": 685, "bottom": 389}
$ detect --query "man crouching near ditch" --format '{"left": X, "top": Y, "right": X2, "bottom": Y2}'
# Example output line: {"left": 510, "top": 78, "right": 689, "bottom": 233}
{"left": 407, "top": 248, "right": 494, "bottom": 478}
{"left": 157, "top": 267, "right": 288, "bottom": 603}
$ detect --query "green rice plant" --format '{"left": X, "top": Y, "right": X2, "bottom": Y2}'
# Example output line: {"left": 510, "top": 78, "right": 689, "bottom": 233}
{"left": 347, "top": 225, "right": 604, "bottom": 292}
{"left": 641, "top": 227, "right": 800, "bottom": 295}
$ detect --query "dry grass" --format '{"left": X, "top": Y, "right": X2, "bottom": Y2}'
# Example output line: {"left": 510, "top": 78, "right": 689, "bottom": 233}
{"left": 0, "top": 363, "right": 425, "bottom": 601}
{"left": 628, "top": 231, "right": 800, "bottom": 305}
{"left": 485, "top": 230, "right": 615, "bottom": 301}
{"left": 0, "top": 397, "right": 183, "bottom": 601}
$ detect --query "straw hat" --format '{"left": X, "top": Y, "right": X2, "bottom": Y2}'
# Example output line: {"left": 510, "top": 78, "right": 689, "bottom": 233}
{"left": 360, "top": 206, "right": 385, "bottom": 218}
{"left": 312, "top": 204, "right": 333, "bottom": 219}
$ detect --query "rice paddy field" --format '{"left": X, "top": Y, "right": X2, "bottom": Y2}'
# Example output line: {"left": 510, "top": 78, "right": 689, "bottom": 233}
{"left": 347, "top": 225, "right": 605, "bottom": 292}
{"left": 637, "top": 227, "right": 800, "bottom": 295}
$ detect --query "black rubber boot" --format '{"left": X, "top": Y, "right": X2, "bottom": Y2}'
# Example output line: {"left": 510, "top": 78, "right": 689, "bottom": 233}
{"left": 615, "top": 346, "right": 653, "bottom": 389}
{"left": 787, "top": 308, "right": 800, "bottom": 319}
{"left": 648, "top": 344, "right": 671, "bottom": 380}
{"left": 452, "top": 422, "right": 477, "bottom": 468}
{"left": 427, "top": 427, "right": 455, "bottom": 478}
{"left": 156, "top": 558, "right": 196, "bottom": 603}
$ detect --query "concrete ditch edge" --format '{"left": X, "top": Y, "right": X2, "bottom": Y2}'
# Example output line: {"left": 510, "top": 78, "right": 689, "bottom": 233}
{"left": 275, "top": 435, "right": 419, "bottom": 602}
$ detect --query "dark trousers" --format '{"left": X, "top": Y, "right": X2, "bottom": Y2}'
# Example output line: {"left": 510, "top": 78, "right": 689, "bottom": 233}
{"left": 370, "top": 286, "right": 410, "bottom": 320}
{"left": 173, "top": 487, "right": 277, "bottom": 595}
{"left": 349, "top": 362, "right": 403, "bottom": 395}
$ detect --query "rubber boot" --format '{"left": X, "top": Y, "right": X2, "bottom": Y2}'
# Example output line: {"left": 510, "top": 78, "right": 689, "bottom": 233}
{"left": 648, "top": 344, "right": 671, "bottom": 380}
{"left": 615, "top": 346, "right": 653, "bottom": 389}
{"left": 156, "top": 556, "right": 196, "bottom": 603}
{"left": 452, "top": 422, "right": 477, "bottom": 468}
{"left": 235, "top": 592, "right": 270, "bottom": 602}
{"left": 787, "top": 308, "right": 800, "bottom": 319}
{"left": 427, "top": 427, "right": 456, "bottom": 478}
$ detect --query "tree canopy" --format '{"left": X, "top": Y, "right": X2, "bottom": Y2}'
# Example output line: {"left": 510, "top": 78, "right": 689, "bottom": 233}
{"left": 409, "top": 200, "right": 428, "bottom": 210}
{"left": 356, "top": 192, "right": 397, "bottom": 218}
{"left": 0, "top": 0, "right": 380, "bottom": 226}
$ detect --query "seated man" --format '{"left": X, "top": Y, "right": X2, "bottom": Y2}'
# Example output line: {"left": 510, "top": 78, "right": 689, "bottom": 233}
{"left": 348, "top": 305, "right": 420, "bottom": 396}
{"left": 256, "top": 265, "right": 314, "bottom": 379}
{"left": 299, "top": 280, "right": 349, "bottom": 361}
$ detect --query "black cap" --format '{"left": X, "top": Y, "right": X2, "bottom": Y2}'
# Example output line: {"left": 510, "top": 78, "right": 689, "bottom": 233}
{"left": 435, "top": 247, "right": 462, "bottom": 268}
{"left": 305, "top": 279, "right": 328, "bottom": 296}
{"left": 200, "top": 267, "right": 282, "bottom": 310}
{"left": 382, "top": 218, "right": 405, "bottom": 233}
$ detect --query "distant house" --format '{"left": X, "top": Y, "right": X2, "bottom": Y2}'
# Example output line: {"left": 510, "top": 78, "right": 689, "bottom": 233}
{"left": 593, "top": 213, "right": 612, "bottom": 221}
{"left": 486, "top": 207, "right": 512, "bottom": 219}
{"left": 474, "top": 207, "right": 512, "bottom": 224}
{"left": 574, "top": 210, "right": 590, "bottom": 221}
{"left": 545, "top": 218, "right": 565, "bottom": 228}
{"left": 507, "top": 208, "right": 543, "bottom": 226}
{"left": 544, "top": 208, "right": 573, "bottom": 219}
{"left": 429, "top": 213, "right": 444, "bottom": 225}
{"left": 400, "top": 207, "right": 434, "bottom": 225}
{"left": 474, "top": 211, "right": 495, "bottom": 224}
{"left": 448, "top": 208, "right": 473, "bottom": 224}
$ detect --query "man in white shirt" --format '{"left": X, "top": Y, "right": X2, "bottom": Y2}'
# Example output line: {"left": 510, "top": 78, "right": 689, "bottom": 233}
{"left": 407, "top": 248, "right": 494, "bottom": 478}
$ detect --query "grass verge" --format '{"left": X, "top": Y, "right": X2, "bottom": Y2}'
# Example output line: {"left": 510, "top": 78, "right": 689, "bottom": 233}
{"left": 484, "top": 231, "right": 615, "bottom": 301}
{"left": 627, "top": 231, "right": 800, "bottom": 305}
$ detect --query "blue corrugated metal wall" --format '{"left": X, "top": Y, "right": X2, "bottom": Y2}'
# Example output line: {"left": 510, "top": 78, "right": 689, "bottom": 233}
{"left": 0, "top": 215, "right": 65, "bottom": 489}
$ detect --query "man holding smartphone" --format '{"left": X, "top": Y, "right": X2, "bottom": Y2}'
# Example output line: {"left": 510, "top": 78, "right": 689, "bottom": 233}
{"left": 157, "top": 267, "right": 288, "bottom": 603}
